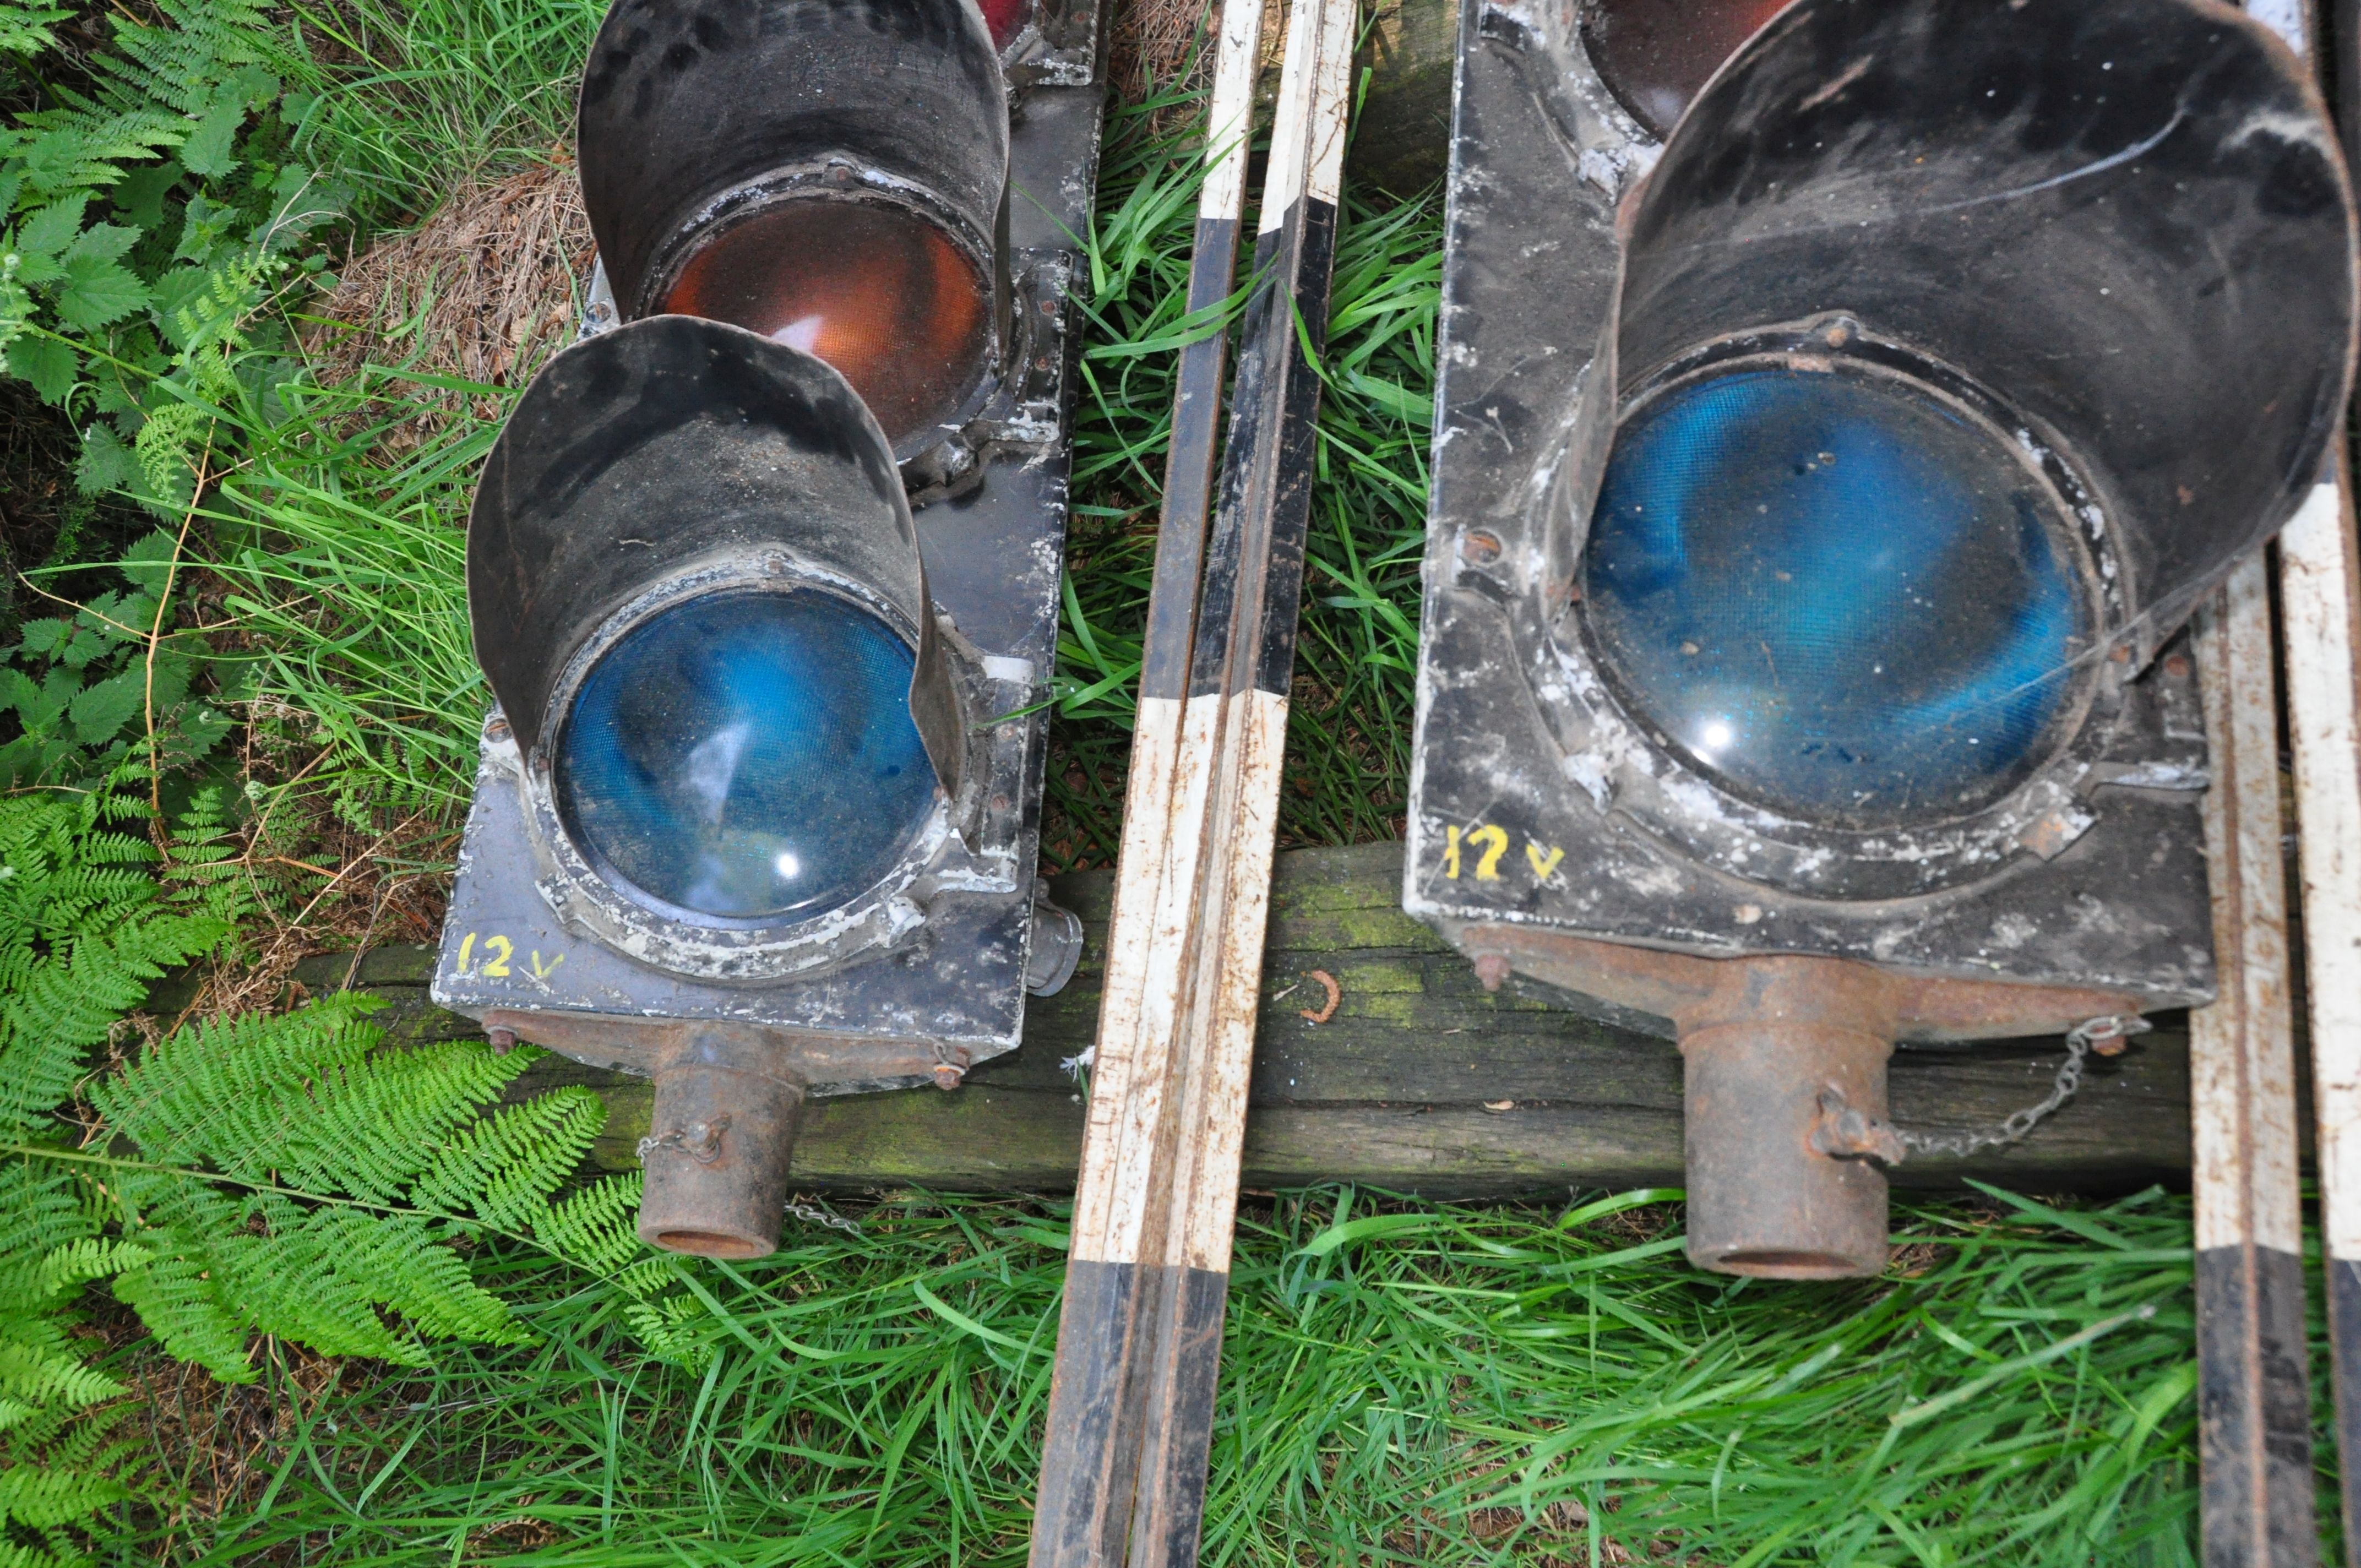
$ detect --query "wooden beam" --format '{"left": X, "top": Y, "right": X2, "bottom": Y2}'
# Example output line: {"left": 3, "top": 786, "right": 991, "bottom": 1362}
{"left": 2283, "top": 471, "right": 2361, "bottom": 1568}
{"left": 290, "top": 842, "right": 2202, "bottom": 1200}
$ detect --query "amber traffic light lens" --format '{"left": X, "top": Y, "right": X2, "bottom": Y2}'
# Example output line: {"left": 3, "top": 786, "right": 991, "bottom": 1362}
{"left": 664, "top": 201, "right": 992, "bottom": 445}
{"left": 1580, "top": 0, "right": 1793, "bottom": 138}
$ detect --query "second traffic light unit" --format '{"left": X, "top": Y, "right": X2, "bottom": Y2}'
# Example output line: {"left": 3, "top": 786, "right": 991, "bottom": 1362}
{"left": 1410, "top": 0, "right": 2356, "bottom": 1275}
{"left": 434, "top": 0, "right": 1103, "bottom": 1258}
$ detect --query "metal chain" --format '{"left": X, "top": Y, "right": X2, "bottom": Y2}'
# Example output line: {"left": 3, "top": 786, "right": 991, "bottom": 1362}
{"left": 786, "top": 1197, "right": 862, "bottom": 1235}
{"left": 635, "top": 1114, "right": 731, "bottom": 1166}
{"left": 1893, "top": 1014, "right": 2151, "bottom": 1158}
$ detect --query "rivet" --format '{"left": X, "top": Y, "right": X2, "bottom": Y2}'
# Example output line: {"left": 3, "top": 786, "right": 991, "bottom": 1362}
{"left": 1460, "top": 530, "right": 1503, "bottom": 566}
{"left": 1473, "top": 953, "right": 1511, "bottom": 992}
{"left": 2163, "top": 654, "right": 2191, "bottom": 679}
{"left": 487, "top": 1027, "right": 518, "bottom": 1055}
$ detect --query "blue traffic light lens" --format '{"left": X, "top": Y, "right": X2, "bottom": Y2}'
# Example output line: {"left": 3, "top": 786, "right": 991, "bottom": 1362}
{"left": 556, "top": 589, "right": 938, "bottom": 921}
{"left": 1581, "top": 366, "right": 2089, "bottom": 827}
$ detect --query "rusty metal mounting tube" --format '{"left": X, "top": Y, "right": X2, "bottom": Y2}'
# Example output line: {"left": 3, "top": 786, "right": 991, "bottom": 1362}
{"left": 636, "top": 1032, "right": 807, "bottom": 1260}
{"left": 1676, "top": 957, "right": 1897, "bottom": 1280}
{"left": 1454, "top": 923, "right": 2144, "bottom": 1282}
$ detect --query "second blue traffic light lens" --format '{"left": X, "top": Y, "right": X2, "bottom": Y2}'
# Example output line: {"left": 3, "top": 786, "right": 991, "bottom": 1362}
{"left": 1581, "top": 365, "right": 2088, "bottom": 828}
{"left": 556, "top": 589, "right": 938, "bottom": 921}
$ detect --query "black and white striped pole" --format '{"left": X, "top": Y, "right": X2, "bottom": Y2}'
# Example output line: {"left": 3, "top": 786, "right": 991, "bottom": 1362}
{"left": 1028, "top": 0, "right": 1356, "bottom": 1557}
{"left": 2194, "top": 543, "right": 2319, "bottom": 1566}
{"left": 2250, "top": 0, "right": 2361, "bottom": 1557}
{"left": 1026, "top": 0, "right": 1275, "bottom": 1555}
{"left": 1120, "top": 0, "right": 1356, "bottom": 1551}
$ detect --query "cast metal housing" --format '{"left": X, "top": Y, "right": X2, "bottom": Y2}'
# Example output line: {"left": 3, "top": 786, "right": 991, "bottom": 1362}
{"left": 431, "top": 0, "right": 1104, "bottom": 1256}
{"left": 1407, "top": 0, "right": 2356, "bottom": 1273}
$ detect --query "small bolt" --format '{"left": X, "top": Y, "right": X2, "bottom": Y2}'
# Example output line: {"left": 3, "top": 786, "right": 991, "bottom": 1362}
{"left": 2163, "top": 654, "right": 2191, "bottom": 679}
{"left": 933, "top": 1061, "right": 966, "bottom": 1090}
{"left": 2109, "top": 645, "right": 2131, "bottom": 664}
{"left": 1460, "top": 530, "right": 1503, "bottom": 566}
{"left": 485, "top": 716, "right": 511, "bottom": 743}
{"left": 1040, "top": 298, "right": 1057, "bottom": 315}
{"left": 1473, "top": 953, "right": 1511, "bottom": 992}
{"left": 487, "top": 1027, "right": 517, "bottom": 1055}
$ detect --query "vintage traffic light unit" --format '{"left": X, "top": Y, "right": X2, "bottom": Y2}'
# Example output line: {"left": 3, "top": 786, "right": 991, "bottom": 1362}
{"left": 432, "top": 0, "right": 1102, "bottom": 1259}
{"left": 1407, "top": 0, "right": 2355, "bottom": 1275}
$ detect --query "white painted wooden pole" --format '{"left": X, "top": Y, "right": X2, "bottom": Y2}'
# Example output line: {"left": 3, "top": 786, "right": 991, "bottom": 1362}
{"left": 2283, "top": 474, "right": 2361, "bottom": 1563}
{"left": 2245, "top": 1, "right": 2358, "bottom": 1556}
{"left": 2194, "top": 552, "right": 2319, "bottom": 1567}
{"left": 1027, "top": 0, "right": 1274, "bottom": 1556}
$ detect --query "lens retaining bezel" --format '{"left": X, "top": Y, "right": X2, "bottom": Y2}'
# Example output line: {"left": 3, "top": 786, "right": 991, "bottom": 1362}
{"left": 1531, "top": 317, "right": 2131, "bottom": 901}
{"left": 515, "top": 551, "right": 1017, "bottom": 984}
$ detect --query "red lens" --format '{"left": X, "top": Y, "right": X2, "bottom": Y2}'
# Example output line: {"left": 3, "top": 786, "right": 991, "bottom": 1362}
{"left": 664, "top": 201, "right": 992, "bottom": 445}
{"left": 1580, "top": 0, "right": 1793, "bottom": 139}
{"left": 977, "top": 0, "right": 1028, "bottom": 51}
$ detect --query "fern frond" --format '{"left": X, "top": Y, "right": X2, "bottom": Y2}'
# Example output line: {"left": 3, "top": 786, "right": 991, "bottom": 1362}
{"left": 409, "top": 1088, "right": 607, "bottom": 1235}
{"left": 0, "top": 1164, "right": 94, "bottom": 1268}
{"left": 539, "top": 1174, "right": 648, "bottom": 1278}
{"left": 0, "top": 108, "right": 182, "bottom": 197}
{"left": 0, "top": 4, "right": 71, "bottom": 58}
{"left": 0, "top": 1462, "right": 126, "bottom": 1529}
{"left": 621, "top": 1292, "right": 716, "bottom": 1374}
{"left": 23, "top": 1239, "right": 146, "bottom": 1305}
{"left": 0, "top": 1539, "right": 90, "bottom": 1568}
{"left": 0, "top": 913, "right": 227, "bottom": 1139}
{"left": 0, "top": 1539, "right": 86, "bottom": 1568}
{"left": 110, "top": 1244, "right": 250, "bottom": 1384}
{"left": 93, "top": 0, "right": 271, "bottom": 119}
{"left": 268, "top": 1041, "right": 532, "bottom": 1205}
{"left": 85, "top": 991, "right": 379, "bottom": 1169}
{"left": 294, "top": 1208, "right": 520, "bottom": 1347}
{"left": 199, "top": 1205, "right": 418, "bottom": 1365}
{"left": 0, "top": 1344, "right": 123, "bottom": 1415}
{"left": 32, "top": 1403, "right": 133, "bottom": 1476}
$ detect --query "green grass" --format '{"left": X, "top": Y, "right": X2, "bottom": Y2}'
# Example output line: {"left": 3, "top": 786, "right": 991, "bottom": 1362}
{"left": 108, "top": 1186, "right": 2304, "bottom": 1566}
{"left": 12, "top": 1, "right": 2328, "bottom": 1561}
{"left": 278, "top": 0, "right": 607, "bottom": 221}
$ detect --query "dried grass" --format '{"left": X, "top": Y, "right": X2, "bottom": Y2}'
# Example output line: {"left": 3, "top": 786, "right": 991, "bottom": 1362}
{"left": 1110, "top": 0, "right": 1214, "bottom": 102}
{"left": 303, "top": 157, "right": 593, "bottom": 456}
{"left": 108, "top": 1323, "right": 367, "bottom": 1561}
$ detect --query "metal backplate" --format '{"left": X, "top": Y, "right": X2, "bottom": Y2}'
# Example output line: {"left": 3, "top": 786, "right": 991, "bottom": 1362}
{"left": 1404, "top": 0, "right": 2220, "bottom": 1018}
